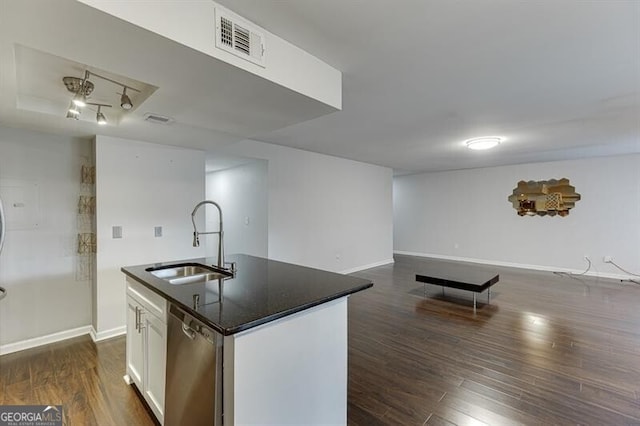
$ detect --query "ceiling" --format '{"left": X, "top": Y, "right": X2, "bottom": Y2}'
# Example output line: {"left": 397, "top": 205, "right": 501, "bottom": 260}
{"left": 1, "top": 0, "right": 639, "bottom": 174}
{"left": 217, "top": 0, "right": 640, "bottom": 174}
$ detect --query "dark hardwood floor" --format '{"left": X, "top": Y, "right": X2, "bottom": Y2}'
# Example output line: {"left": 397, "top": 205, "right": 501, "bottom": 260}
{"left": 2, "top": 254, "right": 640, "bottom": 425}
{"left": 348, "top": 255, "right": 640, "bottom": 425}
{"left": 0, "top": 334, "right": 156, "bottom": 425}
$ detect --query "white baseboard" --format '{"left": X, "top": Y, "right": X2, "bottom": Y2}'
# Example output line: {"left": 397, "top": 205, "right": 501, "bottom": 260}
{"left": 90, "top": 325, "right": 126, "bottom": 342}
{"left": 340, "top": 258, "right": 395, "bottom": 275}
{"left": 0, "top": 325, "right": 128, "bottom": 356}
{"left": 393, "top": 251, "right": 631, "bottom": 281}
{"left": 0, "top": 325, "right": 92, "bottom": 356}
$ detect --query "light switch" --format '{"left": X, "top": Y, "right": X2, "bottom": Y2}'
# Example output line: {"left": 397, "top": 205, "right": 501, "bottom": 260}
{"left": 112, "top": 226, "right": 123, "bottom": 239}
{"left": 154, "top": 226, "right": 163, "bottom": 237}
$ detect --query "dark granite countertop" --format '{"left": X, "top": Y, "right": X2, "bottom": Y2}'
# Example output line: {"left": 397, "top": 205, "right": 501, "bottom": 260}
{"left": 121, "top": 254, "right": 373, "bottom": 336}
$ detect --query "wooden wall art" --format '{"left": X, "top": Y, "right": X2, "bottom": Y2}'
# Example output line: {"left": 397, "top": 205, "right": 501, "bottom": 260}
{"left": 508, "top": 178, "right": 580, "bottom": 217}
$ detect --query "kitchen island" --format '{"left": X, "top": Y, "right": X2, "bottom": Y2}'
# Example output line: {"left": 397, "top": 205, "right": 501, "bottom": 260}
{"left": 121, "top": 254, "right": 373, "bottom": 425}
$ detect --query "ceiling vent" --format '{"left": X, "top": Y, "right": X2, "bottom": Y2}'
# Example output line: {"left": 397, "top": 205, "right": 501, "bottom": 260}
{"left": 143, "top": 113, "right": 173, "bottom": 125}
{"left": 215, "top": 8, "right": 266, "bottom": 67}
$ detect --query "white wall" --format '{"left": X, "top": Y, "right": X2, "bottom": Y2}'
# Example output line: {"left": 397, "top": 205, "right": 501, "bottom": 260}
{"left": 394, "top": 154, "right": 640, "bottom": 278}
{"left": 0, "top": 126, "right": 92, "bottom": 348}
{"left": 206, "top": 160, "right": 268, "bottom": 258}
{"left": 222, "top": 140, "right": 394, "bottom": 273}
{"left": 94, "top": 136, "right": 205, "bottom": 336}
{"left": 78, "top": 0, "right": 342, "bottom": 110}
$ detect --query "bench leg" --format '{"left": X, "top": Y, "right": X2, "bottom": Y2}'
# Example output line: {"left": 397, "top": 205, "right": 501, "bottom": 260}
{"left": 473, "top": 293, "right": 476, "bottom": 313}
{"left": 488, "top": 287, "right": 491, "bottom": 304}
{"left": 442, "top": 286, "right": 445, "bottom": 296}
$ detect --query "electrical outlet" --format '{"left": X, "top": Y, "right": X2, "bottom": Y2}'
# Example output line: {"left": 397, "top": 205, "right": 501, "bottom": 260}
{"left": 603, "top": 256, "right": 613, "bottom": 263}
{"left": 154, "top": 226, "right": 163, "bottom": 237}
{"left": 112, "top": 226, "right": 122, "bottom": 239}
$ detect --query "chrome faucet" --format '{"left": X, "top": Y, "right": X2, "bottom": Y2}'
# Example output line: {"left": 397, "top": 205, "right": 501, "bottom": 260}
{"left": 191, "top": 200, "right": 225, "bottom": 269}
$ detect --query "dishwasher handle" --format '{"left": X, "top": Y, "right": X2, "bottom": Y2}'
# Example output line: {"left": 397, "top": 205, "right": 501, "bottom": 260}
{"left": 182, "top": 323, "right": 197, "bottom": 340}
{"left": 170, "top": 303, "right": 206, "bottom": 341}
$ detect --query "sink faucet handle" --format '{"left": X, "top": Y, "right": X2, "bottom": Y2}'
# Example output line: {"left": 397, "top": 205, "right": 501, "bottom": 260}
{"left": 192, "top": 232, "right": 199, "bottom": 247}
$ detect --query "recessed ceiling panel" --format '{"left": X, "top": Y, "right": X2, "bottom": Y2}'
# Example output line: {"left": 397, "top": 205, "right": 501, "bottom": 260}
{"left": 15, "top": 44, "right": 158, "bottom": 126}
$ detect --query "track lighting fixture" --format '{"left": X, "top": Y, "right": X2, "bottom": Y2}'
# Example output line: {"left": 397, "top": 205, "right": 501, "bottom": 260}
{"left": 62, "top": 70, "right": 140, "bottom": 123}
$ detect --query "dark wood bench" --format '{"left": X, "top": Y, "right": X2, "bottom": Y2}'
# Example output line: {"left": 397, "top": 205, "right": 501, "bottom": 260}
{"left": 416, "top": 265, "right": 499, "bottom": 312}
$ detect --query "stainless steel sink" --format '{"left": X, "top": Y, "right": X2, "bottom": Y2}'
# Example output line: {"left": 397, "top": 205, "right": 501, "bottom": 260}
{"left": 149, "top": 265, "right": 212, "bottom": 279}
{"left": 146, "top": 263, "right": 232, "bottom": 285}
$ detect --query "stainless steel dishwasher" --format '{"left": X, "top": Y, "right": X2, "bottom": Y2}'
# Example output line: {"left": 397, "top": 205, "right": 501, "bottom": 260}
{"left": 165, "top": 304, "right": 223, "bottom": 426}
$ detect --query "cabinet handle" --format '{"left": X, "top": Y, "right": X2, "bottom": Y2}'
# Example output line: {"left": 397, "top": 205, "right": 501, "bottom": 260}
{"left": 138, "top": 308, "right": 145, "bottom": 332}
{"left": 135, "top": 306, "right": 145, "bottom": 333}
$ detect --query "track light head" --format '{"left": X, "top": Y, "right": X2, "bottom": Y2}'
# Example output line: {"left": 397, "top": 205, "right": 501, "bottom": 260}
{"left": 96, "top": 107, "right": 107, "bottom": 125}
{"left": 72, "top": 74, "right": 90, "bottom": 107}
{"left": 120, "top": 88, "right": 133, "bottom": 110}
{"left": 72, "top": 91, "right": 87, "bottom": 107}
{"left": 87, "top": 103, "right": 111, "bottom": 125}
{"left": 67, "top": 102, "right": 81, "bottom": 119}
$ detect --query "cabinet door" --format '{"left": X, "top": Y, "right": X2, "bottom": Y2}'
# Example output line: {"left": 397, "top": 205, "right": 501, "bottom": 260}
{"left": 126, "top": 296, "right": 144, "bottom": 389}
{"left": 144, "top": 312, "right": 167, "bottom": 424}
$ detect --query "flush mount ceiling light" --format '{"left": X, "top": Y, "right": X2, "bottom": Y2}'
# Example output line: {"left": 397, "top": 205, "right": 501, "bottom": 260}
{"left": 465, "top": 136, "right": 503, "bottom": 150}
{"left": 62, "top": 71, "right": 140, "bottom": 124}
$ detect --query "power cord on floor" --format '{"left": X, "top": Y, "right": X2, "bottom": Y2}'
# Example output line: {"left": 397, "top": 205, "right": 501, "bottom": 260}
{"left": 553, "top": 256, "right": 591, "bottom": 278}
{"left": 608, "top": 260, "right": 640, "bottom": 285}
{"left": 609, "top": 260, "right": 640, "bottom": 277}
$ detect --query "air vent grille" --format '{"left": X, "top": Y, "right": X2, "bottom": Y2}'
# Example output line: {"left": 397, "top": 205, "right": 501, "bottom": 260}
{"left": 215, "top": 8, "right": 265, "bottom": 67}
{"left": 143, "top": 113, "right": 173, "bottom": 125}
{"left": 234, "top": 25, "right": 251, "bottom": 55}
{"left": 220, "top": 17, "right": 233, "bottom": 47}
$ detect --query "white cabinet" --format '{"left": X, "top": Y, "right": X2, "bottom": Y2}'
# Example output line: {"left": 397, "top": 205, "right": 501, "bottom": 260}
{"left": 126, "top": 296, "right": 145, "bottom": 387}
{"left": 125, "top": 278, "right": 168, "bottom": 425}
{"left": 144, "top": 312, "right": 166, "bottom": 416}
